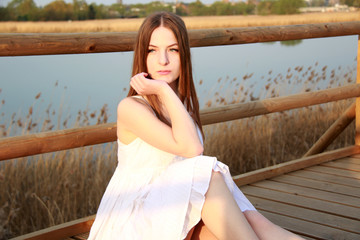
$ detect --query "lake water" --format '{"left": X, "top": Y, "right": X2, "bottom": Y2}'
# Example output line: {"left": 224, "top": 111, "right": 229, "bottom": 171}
{"left": 0, "top": 35, "right": 357, "bottom": 135}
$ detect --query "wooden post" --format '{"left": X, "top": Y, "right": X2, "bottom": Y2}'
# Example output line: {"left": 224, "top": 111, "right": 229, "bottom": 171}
{"left": 356, "top": 35, "right": 360, "bottom": 145}
{"left": 304, "top": 102, "right": 355, "bottom": 157}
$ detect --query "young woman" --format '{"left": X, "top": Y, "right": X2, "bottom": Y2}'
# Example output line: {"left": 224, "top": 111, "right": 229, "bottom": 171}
{"left": 88, "top": 12, "right": 304, "bottom": 240}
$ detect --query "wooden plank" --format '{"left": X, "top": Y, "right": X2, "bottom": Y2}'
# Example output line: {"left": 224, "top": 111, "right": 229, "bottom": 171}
{"left": 304, "top": 102, "right": 355, "bottom": 157}
{"left": 201, "top": 84, "right": 360, "bottom": 125}
{"left": 12, "top": 215, "right": 95, "bottom": 240}
{"left": 306, "top": 165, "right": 360, "bottom": 179}
{"left": 0, "top": 122, "right": 117, "bottom": 161}
{"left": 1, "top": 22, "right": 360, "bottom": 56}
{"left": 252, "top": 180, "right": 360, "bottom": 208}
{"left": 233, "top": 146, "right": 360, "bottom": 186}
{"left": 72, "top": 232, "right": 89, "bottom": 239}
{"left": 247, "top": 196, "right": 360, "bottom": 234}
{"left": 260, "top": 211, "right": 360, "bottom": 240}
{"left": 241, "top": 185, "right": 360, "bottom": 220}
{"left": 322, "top": 161, "right": 360, "bottom": 172}
{"left": 289, "top": 169, "right": 360, "bottom": 188}
{"left": 272, "top": 174, "right": 360, "bottom": 197}
{"left": 356, "top": 34, "right": 360, "bottom": 145}
{"left": 337, "top": 157, "right": 360, "bottom": 165}
{"left": 350, "top": 154, "right": 360, "bottom": 159}
{"left": 3, "top": 86, "right": 360, "bottom": 161}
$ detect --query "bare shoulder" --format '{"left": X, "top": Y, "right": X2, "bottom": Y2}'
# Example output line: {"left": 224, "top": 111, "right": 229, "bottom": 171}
{"left": 117, "top": 96, "right": 154, "bottom": 121}
{"left": 117, "top": 96, "right": 156, "bottom": 143}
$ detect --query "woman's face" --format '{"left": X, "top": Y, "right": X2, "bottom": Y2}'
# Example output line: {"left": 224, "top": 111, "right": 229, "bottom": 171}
{"left": 146, "top": 26, "right": 180, "bottom": 86}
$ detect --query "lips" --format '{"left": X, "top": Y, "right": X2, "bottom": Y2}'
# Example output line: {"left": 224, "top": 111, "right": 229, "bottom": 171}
{"left": 157, "top": 70, "right": 171, "bottom": 75}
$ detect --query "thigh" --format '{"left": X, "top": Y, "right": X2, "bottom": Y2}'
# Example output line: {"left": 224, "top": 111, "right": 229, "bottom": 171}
{"left": 191, "top": 220, "right": 218, "bottom": 240}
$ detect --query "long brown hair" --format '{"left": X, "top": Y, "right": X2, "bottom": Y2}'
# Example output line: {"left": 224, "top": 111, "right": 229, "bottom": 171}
{"left": 127, "top": 12, "right": 204, "bottom": 140}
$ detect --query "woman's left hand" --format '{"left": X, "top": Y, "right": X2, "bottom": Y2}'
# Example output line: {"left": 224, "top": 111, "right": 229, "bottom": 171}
{"left": 130, "top": 72, "right": 167, "bottom": 96}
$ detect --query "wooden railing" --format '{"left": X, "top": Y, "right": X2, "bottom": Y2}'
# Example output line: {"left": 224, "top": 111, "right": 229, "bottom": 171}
{"left": 1, "top": 84, "right": 360, "bottom": 161}
{"left": 2, "top": 20, "right": 360, "bottom": 240}
{"left": 1, "top": 21, "right": 360, "bottom": 56}
{"left": 0, "top": 21, "right": 359, "bottom": 170}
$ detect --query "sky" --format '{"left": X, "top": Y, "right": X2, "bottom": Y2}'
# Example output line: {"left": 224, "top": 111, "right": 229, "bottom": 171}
{"left": 0, "top": 0, "right": 216, "bottom": 7}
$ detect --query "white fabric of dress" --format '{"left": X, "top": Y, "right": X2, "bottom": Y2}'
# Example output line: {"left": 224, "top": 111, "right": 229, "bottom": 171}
{"left": 88, "top": 97, "right": 256, "bottom": 240}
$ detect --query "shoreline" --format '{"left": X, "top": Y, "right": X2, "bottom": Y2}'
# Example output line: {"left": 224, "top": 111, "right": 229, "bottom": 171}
{"left": 0, "top": 12, "right": 359, "bottom": 33}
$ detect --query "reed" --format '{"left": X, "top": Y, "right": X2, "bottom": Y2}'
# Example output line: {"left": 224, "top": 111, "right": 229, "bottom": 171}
{"left": 0, "top": 12, "right": 359, "bottom": 33}
{"left": 0, "top": 61, "right": 356, "bottom": 238}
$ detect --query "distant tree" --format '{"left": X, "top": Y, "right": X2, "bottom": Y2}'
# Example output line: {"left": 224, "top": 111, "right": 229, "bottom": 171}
{"left": 73, "top": 0, "right": 88, "bottom": 20}
{"left": 88, "top": 3, "right": 96, "bottom": 19}
{"left": 109, "top": 3, "right": 126, "bottom": 18}
{"left": 144, "top": 1, "right": 172, "bottom": 17}
{"left": 341, "top": 0, "right": 360, "bottom": 7}
{"left": 0, "top": 6, "right": 10, "bottom": 20}
{"left": 208, "top": 1, "right": 229, "bottom": 15}
{"left": 274, "top": 0, "right": 305, "bottom": 14}
{"left": 188, "top": 0, "right": 210, "bottom": 16}
{"left": 42, "top": 0, "right": 73, "bottom": 21}
{"left": 232, "top": 1, "right": 256, "bottom": 15}
{"left": 309, "top": 0, "right": 326, "bottom": 7}
{"left": 257, "top": 1, "right": 275, "bottom": 15}
{"left": 7, "top": 0, "right": 39, "bottom": 21}
{"left": 175, "top": 3, "right": 188, "bottom": 16}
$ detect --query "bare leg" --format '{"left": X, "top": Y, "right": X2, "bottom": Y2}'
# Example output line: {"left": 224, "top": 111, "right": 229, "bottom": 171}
{"left": 191, "top": 220, "right": 218, "bottom": 240}
{"left": 244, "top": 211, "right": 305, "bottom": 240}
{"left": 201, "top": 171, "right": 259, "bottom": 240}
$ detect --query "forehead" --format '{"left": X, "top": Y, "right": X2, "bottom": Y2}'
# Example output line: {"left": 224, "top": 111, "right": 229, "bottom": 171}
{"left": 149, "top": 26, "right": 178, "bottom": 46}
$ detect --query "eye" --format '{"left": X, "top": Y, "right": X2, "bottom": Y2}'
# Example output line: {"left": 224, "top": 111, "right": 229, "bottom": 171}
{"left": 169, "top": 48, "right": 179, "bottom": 52}
{"left": 148, "top": 48, "right": 155, "bottom": 53}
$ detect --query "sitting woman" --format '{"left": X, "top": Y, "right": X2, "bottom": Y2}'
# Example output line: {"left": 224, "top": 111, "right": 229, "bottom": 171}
{"left": 88, "top": 11, "right": 304, "bottom": 240}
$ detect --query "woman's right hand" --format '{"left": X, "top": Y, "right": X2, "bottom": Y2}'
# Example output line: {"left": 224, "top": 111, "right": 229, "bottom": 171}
{"left": 130, "top": 72, "right": 166, "bottom": 96}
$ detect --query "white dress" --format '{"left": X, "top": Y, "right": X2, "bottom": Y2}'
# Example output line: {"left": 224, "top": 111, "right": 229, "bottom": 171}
{"left": 88, "top": 100, "right": 256, "bottom": 240}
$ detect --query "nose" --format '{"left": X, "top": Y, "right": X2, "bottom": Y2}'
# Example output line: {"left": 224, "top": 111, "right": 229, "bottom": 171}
{"left": 158, "top": 50, "right": 169, "bottom": 66}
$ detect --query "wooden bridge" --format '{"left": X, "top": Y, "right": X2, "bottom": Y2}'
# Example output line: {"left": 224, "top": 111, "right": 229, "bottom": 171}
{"left": 1, "top": 21, "right": 360, "bottom": 239}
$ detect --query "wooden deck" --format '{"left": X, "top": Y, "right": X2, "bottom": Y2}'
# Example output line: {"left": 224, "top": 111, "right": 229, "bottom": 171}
{"left": 240, "top": 156, "right": 360, "bottom": 240}
{"left": 57, "top": 156, "right": 360, "bottom": 240}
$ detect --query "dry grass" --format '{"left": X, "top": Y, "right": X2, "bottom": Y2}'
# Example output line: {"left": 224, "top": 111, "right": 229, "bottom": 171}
{"left": 0, "top": 60, "right": 357, "bottom": 238}
{"left": 0, "top": 12, "right": 359, "bottom": 33}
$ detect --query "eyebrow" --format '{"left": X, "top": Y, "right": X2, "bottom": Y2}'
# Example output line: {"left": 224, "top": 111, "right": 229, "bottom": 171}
{"left": 148, "top": 43, "right": 178, "bottom": 48}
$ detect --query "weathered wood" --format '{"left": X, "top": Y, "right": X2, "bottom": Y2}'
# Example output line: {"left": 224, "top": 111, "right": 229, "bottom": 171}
{"left": 0, "top": 122, "right": 116, "bottom": 161}
{"left": 1, "top": 85, "right": 360, "bottom": 161}
{"left": 260, "top": 210, "right": 360, "bottom": 239}
{"left": 201, "top": 84, "right": 360, "bottom": 125}
{"left": 247, "top": 195, "right": 360, "bottom": 234}
{"left": 0, "top": 32, "right": 136, "bottom": 56}
{"left": 1, "top": 21, "right": 359, "bottom": 56}
{"left": 322, "top": 160, "right": 360, "bottom": 171}
{"left": 272, "top": 174, "right": 360, "bottom": 197}
{"left": 289, "top": 168, "right": 360, "bottom": 188}
{"left": 12, "top": 215, "right": 95, "bottom": 240}
{"left": 241, "top": 184, "right": 360, "bottom": 220}
{"left": 339, "top": 157, "right": 360, "bottom": 165}
{"left": 232, "top": 145, "right": 360, "bottom": 186}
{"left": 304, "top": 102, "right": 355, "bottom": 157}
{"left": 356, "top": 35, "right": 360, "bottom": 145}
{"left": 253, "top": 180, "right": 360, "bottom": 207}
{"left": 307, "top": 165, "right": 360, "bottom": 179}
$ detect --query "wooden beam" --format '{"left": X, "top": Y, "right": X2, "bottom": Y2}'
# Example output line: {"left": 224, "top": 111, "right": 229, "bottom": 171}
{"left": 200, "top": 84, "right": 360, "bottom": 125}
{"left": 11, "top": 215, "right": 95, "bottom": 240}
{"left": 1, "top": 22, "right": 359, "bottom": 56}
{"left": 356, "top": 35, "right": 360, "bottom": 145}
{"left": 0, "top": 122, "right": 116, "bottom": 161}
{"left": 233, "top": 145, "right": 360, "bottom": 187}
{"left": 1, "top": 84, "right": 360, "bottom": 161}
{"left": 304, "top": 101, "right": 355, "bottom": 157}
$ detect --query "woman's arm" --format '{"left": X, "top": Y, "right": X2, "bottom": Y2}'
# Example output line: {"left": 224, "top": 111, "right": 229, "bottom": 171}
{"left": 117, "top": 73, "right": 203, "bottom": 158}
